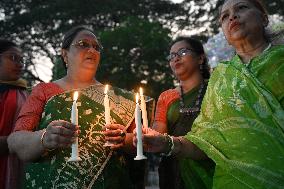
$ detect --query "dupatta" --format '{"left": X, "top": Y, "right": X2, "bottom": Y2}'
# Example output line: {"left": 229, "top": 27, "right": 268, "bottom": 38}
{"left": 186, "top": 45, "right": 284, "bottom": 189}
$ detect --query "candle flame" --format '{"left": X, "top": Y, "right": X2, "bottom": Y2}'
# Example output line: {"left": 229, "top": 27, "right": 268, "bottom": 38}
{"left": 139, "top": 87, "right": 143, "bottom": 96}
{"left": 136, "top": 93, "right": 139, "bottom": 103}
{"left": 73, "top": 91, "right": 79, "bottom": 101}
{"left": 104, "top": 84, "right": 108, "bottom": 94}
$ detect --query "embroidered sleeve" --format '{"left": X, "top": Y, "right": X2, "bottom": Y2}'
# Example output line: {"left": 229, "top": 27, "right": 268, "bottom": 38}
{"left": 154, "top": 89, "right": 179, "bottom": 124}
{"left": 14, "top": 83, "right": 63, "bottom": 131}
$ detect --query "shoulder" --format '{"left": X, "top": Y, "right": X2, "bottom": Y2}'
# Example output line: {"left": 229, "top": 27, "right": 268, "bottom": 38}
{"left": 31, "top": 82, "right": 64, "bottom": 101}
{"left": 158, "top": 89, "right": 179, "bottom": 100}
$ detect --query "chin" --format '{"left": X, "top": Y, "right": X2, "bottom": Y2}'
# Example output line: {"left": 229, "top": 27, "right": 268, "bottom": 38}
{"left": 84, "top": 64, "right": 98, "bottom": 72}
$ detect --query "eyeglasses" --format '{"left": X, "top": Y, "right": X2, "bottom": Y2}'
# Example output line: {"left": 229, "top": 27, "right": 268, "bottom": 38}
{"left": 71, "top": 39, "right": 103, "bottom": 52}
{"left": 167, "top": 48, "right": 194, "bottom": 62}
{"left": 0, "top": 53, "right": 24, "bottom": 64}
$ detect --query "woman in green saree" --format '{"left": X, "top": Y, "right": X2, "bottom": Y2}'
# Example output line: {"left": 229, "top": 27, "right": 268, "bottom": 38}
{"left": 135, "top": 0, "right": 284, "bottom": 188}
{"left": 153, "top": 37, "right": 214, "bottom": 189}
{"left": 8, "top": 26, "right": 138, "bottom": 189}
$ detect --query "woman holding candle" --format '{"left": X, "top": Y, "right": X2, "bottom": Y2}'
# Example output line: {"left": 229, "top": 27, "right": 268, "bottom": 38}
{"left": 148, "top": 37, "right": 214, "bottom": 189}
{"left": 135, "top": 0, "right": 284, "bottom": 188}
{"left": 0, "top": 39, "right": 28, "bottom": 189}
{"left": 8, "top": 26, "right": 140, "bottom": 189}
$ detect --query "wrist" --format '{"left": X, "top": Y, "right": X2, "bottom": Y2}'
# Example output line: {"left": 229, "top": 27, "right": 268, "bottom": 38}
{"left": 172, "top": 136, "right": 183, "bottom": 156}
{"left": 160, "top": 134, "right": 174, "bottom": 157}
{"left": 40, "top": 129, "right": 54, "bottom": 152}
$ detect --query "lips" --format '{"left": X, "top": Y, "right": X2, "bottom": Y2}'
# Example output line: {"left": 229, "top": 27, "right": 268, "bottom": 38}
{"left": 174, "top": 62, "right": 182, "bottom": 69}
{"left": 85, "top": 56, "right": 96, "bottom": 62}
{"left": 229, "top": 21, "right": 241, "bottom": 31}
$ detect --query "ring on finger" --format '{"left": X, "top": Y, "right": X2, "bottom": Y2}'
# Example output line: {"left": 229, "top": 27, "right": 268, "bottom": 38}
{"left": 119, "top": 130, "right": 126, "bottom": 137}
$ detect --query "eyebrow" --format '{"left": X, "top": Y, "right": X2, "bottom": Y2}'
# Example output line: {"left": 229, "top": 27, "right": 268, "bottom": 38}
{"left": 220, "top": 1, "right": 249, "bottom": 15}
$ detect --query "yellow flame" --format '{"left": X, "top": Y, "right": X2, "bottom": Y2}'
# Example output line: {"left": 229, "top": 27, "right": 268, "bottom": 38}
{"left": 104, "top": 84, "right": 108, "bottom": 94}
{"left": 73, "top": 91, "right": 79, "bottom": 101}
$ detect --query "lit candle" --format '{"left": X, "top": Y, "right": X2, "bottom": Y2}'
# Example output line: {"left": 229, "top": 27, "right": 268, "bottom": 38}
{"left": 104, "top": 85, "right": 111, "bottom": 125}
{"left": 134, "top": 93, "right": 147, "bottom": 160}
{"left": 104, "top": 85, "right": 112, "bottom": 147}
{"left": 68, "top": 91, "right": 82, "bottom": 162}
{"left": 139, "top": 87, "right": 148, "bottom": 128}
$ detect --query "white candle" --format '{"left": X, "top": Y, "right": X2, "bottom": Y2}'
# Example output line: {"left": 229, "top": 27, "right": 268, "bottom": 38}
{"left": 71, "top": 91, "right": 78, "bottom": 125}
{"left": 104, "top": 85, "right": 111, "bottom": 124}
{"left": 134, "top": 93, "right": 147, "bottom": 160}
{"left": 68, "top": 91, "right": 82, "bottom": 162}
{"left": 139, "top": 87, "right": 148, "bottom": 128}
{"left": 103, "top": 85, "right": 112, "bottom": 147}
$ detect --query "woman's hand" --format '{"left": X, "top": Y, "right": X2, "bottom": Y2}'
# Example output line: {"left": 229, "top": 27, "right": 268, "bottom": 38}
{"left": 103, "top": 124, "right": 126, "bottom": 150}
{"left": 133, "top": 127, "right": 169, "bottom": 153}
{"left": 42, "top": 120, "right": 79, "bottom": 150}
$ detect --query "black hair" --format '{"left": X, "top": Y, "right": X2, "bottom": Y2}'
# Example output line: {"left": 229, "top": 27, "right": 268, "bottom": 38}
{"left": 171, "top": 36, "right": 210, "bottom": 79}
{"left": 0, "top": 39, "right": 18, "bottom": 54}
{"left": 60, "top": 25, "right": 96, "bottom": 70}
{"left": 61, "top": 25, "right": 95, "bottom": 50}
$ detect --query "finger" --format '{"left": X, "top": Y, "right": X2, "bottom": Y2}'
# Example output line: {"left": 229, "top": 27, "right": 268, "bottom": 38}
{"left": 48, "top": 120, "right": 78, "bottom": 133}
{"left": 49, "top": 126, "right": 77, "bottom": 137}
{"left": 104, "top": 124, "right": 125, "bottom": 131}
{"left": 59, "top": 121, "right": 79, "bottom": 131}
{"left": 105, "top": 136, "right": 124, "bottom": 143}
{"left": 45, "top": 133, "right": 75, "bottom": 149}
{"left": 104, "top": 129, "right": 125, "bottom": 137}
{"left": 143, "top": 134, "right": 156, "bottom": 143}
{"left": 110, "top": 143, "right": 124, "bottom": 150}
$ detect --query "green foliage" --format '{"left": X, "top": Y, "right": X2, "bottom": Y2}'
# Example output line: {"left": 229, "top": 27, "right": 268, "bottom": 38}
{"left": 97, "top": 17, "right": 173, "bottom": 98}
{"left": 0, "top": 0, "right": 283, "bottom": 97}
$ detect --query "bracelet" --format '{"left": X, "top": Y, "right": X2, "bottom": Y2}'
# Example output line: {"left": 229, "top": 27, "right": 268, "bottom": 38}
{"left": 40, "top": 129, "right": 54, "bottom": 152}
{"left": 160, "top": 134, "right": 174, "bottom": 157}
{"left": 172, "top": 136, "right": 183, "bottom": 156}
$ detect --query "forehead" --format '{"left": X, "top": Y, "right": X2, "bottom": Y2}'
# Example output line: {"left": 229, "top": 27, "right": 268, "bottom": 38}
{"left": 170, "top": 40, "right": 192, "bottom": 52}
{"left": 73, "top": 30, "right": 98, "bottom": 42}
{"left": 221, "top": 0, "right": 252, "bottom": 11}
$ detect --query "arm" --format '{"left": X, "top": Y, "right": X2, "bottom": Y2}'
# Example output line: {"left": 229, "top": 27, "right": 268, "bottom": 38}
{"left": 8, "top": 130, "right": 45, "bottom": 161}
{"left": 172, "top": 136, "right": 208, "bottom": 160}
{"left": 7, "top": 84, "right": 46, "bottom": 161}
{"left": 8, "top": 83, "right": 77, "bottom": 162}
{"left": 152, "top": 90, "right": 174, "bottom": 134}
{"left": 8, "top": 120, "right": 78, "bottom": 162}
{"left": 134, "top": 128, "right": 208, "bottom": 160}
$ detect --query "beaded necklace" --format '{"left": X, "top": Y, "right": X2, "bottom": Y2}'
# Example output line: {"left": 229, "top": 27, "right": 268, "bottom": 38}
{"left": 179, "top": 81, "right": 206, "bottom": 115}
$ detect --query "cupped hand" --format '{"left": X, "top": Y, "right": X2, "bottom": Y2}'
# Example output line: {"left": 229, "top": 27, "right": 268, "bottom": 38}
{"left": 133, "top": 127, "right": 168, "bottom": 153}
{"left": 103, "top": 123, "right": 126, "bottom": 149}
{"left": 42, "top": 120, "right": 79, "bottom": 150}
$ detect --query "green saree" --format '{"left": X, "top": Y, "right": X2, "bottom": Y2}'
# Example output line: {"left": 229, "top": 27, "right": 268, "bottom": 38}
{"left": 186, "top": 45, "right": 284, "bottom": 189}
{"left": 159, "top": 86, "right": 215, "bottom": 189}
{"left": 23, "top": 84, "right": 137, "bottom": 189}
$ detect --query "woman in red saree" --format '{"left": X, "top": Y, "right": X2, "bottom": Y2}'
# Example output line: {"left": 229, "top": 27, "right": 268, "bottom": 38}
{"left": 0, "top": 39, "right": 28, "bottom": 189}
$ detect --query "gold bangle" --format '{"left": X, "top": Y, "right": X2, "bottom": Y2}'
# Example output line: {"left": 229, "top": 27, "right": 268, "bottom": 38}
{"left": 40, "top": 129, "right": 53, "bottom": 152}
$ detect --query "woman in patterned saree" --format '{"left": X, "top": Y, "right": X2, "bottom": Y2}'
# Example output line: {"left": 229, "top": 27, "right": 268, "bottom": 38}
{"left": 135, "top": 0, "right": 284, "bottom": 188}
{"left": 8, "top": 26, "right": 138, "bottom": 189}
{"left": 154, "top": 37, "right": 214, "bottom": 189}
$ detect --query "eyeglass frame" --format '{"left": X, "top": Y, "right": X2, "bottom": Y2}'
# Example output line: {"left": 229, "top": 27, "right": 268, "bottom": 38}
{"left": 71, "top": 39, "right": 103, "bottom": 52}
{"left": 167, "top": 48, "right": 195, "bottom": 62}
{"left": 0, "top": 53, "right": 24, "bottom": 64}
